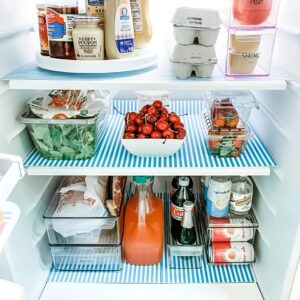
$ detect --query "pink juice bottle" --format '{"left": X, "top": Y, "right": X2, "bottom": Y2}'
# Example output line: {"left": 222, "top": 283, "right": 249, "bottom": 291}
{"left": 233, "top": 0, "right": 272, "bottom": 25}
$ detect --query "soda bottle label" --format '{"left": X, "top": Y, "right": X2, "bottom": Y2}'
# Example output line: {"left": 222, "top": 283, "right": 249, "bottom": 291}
{"left": 171, "top": 202, "right": 184, "bottom": 221}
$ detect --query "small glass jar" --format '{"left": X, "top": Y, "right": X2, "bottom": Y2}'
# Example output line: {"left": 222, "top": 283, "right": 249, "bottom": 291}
{"left": 37, "top": 4, "right": 49, "bottom": 56}
{"left": 46, "top": 0, "right": 78, "bottom": 60}
{"left": 72, "top": 16, "right": 104, "bottom": 60}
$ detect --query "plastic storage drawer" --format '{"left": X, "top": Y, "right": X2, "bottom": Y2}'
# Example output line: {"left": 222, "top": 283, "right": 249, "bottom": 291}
{"left": 50, "top": 245, "right": 123, "bottom": 271}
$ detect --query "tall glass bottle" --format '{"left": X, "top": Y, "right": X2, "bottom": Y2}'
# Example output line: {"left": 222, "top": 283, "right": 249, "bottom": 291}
{"left": 171, "top": 176, "right": 195, "bottom": 241}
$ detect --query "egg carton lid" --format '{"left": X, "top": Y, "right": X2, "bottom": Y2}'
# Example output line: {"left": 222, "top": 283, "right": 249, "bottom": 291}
{"left": 172, "top": 7, "right": 220, "bottom": 29}
{"left": 170, "top": 44, "right": 218, "bottom": 65}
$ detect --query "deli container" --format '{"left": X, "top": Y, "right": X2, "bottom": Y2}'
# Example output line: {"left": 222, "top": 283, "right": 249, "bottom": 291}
{"left": 204, "top": 91, "right": 257, "bottom": 128}
{"left": 18, "top": 109, "right": 107, "bottom": 160}
{"left": 50, "top": 245, "right": 123, "bottom": 271}
{"left": 170, "top": 44, "right": 217, "bottom": 78}
{"left": 225, "top": 0, "right": 280, "bottom": 28}
{"left": 202, "top": 113, "right": 251, "bottom": 158}
{"left": 172, "top": 7, "right": 220, "bottom": 46}
{"left": 225, "top": 28, "right": 276, "bottom": 77}
{"left": 166, "top": 187, "right": 205, "bottom": 269}
{"left": 44, "top": 177, "right": 126, "bottom": 246}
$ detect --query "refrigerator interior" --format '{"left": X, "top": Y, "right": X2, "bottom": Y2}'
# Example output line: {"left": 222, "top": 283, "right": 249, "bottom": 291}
{"left": 0, "top": 0, "right": 299, "bottom": 299}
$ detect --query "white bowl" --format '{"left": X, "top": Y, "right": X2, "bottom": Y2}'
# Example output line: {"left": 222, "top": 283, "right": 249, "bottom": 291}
{"left": 121, "top": 138, "right": 185, "bottom": 157}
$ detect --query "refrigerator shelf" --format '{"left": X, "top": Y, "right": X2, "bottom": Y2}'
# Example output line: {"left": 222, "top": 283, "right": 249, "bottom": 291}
{"left": 23, "top": 100, "right": 277, "bottom": 176}
{"left": 0, "top": 154, "right": 25, "bottom": 204}
{"left": 3, "top": 59, "right": 288, "bottom": 91}
{"left": 0, "top": 202, "right": 20, "bottom": 254}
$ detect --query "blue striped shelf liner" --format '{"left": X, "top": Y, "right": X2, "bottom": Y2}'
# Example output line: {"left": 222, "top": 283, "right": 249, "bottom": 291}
{"left": 24, "top": 100, "right": 277, "bottom": 169}
{"left": 48, "top": 193, "right": 256, "bottom": 284}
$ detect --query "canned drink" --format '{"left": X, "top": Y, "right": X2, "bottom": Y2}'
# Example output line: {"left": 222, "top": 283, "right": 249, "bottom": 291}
{"left": 230, "top": 177, "right": 253, "bottom": 215}
{"left": 209, "top": 217, "right": 254, "bottom": 242}
{"left": 209, "top": 242, "right": 255, "bottom": 264}
{"left": 206, "top": 177, "right": 232, "bottom": 218}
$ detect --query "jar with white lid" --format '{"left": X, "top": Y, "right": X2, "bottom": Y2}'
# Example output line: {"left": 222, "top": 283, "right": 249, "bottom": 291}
{"left": 72, "top": 16, "right": 104, "bottom": 60}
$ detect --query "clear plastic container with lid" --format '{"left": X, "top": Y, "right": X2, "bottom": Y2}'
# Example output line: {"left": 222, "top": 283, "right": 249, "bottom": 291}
{"left": 72, "top": 16, "right": 104, "bottom": 60}
{"left": 46, "top": 0, "right": 78, "bottom": 60}
{"left": 225, "top": 27, "right": 276, "bottom": 77}
{"left": 225, "top": 0, "right": 280, "bottom": 28}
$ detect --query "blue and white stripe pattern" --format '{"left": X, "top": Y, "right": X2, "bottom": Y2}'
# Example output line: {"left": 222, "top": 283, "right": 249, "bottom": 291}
{"left": 24, "top": 100, "right": 276, "bottom": 170}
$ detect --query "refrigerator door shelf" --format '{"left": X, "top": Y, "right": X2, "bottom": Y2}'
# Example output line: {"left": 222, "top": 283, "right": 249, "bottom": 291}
{"left": 0, "top": 154, "right": 25, "bottom": 204}
{"left": 0, "top": 202, "right": 20, "bottom": 254}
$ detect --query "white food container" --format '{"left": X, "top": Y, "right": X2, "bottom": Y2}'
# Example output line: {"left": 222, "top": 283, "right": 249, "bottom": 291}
{"left": 170, "top": 44, "right": 217, "bottom": 78}
{"left": 121, "top": 138, "right": 185, "bottom": 157}
{"left": 172, "top": 7, "right": 220, "bottom": 46}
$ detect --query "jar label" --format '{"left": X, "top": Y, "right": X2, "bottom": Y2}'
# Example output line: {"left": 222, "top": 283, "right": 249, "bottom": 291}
{"left": 87, "top": 0, "right": 104, "bottom": 23}
{"left": 230, "top": 192, "right": 253, "bottom": 213}
{"left": 115, "top": 1, "right": 134, "bottom": 53}
{"left": 130, "top": 0, "right": 143, "bottom": 32}
{"left": 46, "top": 8, "right": 74, "bottom": 42}
{"left": 38, "top": 13, "right": 49, "bottom": 52}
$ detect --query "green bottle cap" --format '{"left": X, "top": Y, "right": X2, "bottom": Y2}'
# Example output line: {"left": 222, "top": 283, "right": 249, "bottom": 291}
{"left": 133, "top": 176, "right": 154, "bottom": 184}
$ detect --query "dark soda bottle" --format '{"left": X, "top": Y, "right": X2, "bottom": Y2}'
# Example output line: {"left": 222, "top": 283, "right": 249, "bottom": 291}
{"left": 177, "top": 201, "right": 196, "bottom": 245}
{"left": 171, "top": 176, "right": 193, "bottom": 196}
{"left": 171, "top": 176, "right": 195, "bottom": 241}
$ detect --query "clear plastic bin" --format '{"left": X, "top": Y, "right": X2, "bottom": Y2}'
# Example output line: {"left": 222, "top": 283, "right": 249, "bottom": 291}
{"left": 44, "top": 177, "right": 126, "bottom": 246}
{"left": 225, "top": 28, "right": 276, "bottom": 77}
{"left": 204, "top": 91, "right": 257, "bottom": 128}
{"left": 50, "top": 245, "right": 123, "bottom": 271}
{"left": 166, "top": 184, "right": 205, "bottom": 269}
{"left": 18, "top": 109, "right": 107, "bottom": 160}
{"left": 202, "top": 113, "right": 251, "bottom": 158}
{"left": 226, "top": 0, "right": 280, "bottom": 28}
{"left": 206, "top": 210, "right": 259, "bottom": 243}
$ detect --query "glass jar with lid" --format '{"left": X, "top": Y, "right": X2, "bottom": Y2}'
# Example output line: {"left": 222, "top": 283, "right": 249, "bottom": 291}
{"left": 46, "top": 0, "right": 78, "bottom": 60}
{"left": 72, "top": 16, "right": 104, "bottom": 60}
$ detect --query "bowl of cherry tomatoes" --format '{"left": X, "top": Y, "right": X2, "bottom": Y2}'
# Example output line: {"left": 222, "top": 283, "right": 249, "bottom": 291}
{"left": 121, "top": 100, "right": 186, "bottom": 157}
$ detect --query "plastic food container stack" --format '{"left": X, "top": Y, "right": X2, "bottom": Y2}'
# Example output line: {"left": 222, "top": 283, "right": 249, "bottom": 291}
{"left": 223, "top": 0, "right": 278, "bottom": 77}
{"left": 170, "top": 7, "right": 220, "bottom": 79}
{"left": 44, "top": 177, "right": 127, "bottom": 271}
{"left": 205, "top": 210, "right": 259, "bottom": 265}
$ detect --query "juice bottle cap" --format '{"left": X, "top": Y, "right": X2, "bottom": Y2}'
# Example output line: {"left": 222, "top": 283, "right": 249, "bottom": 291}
{"left": 179, "top": 176, "right": 189, "bottom": 187}
{"left": 133, "top": 176, "right": 154, "bottom": 184}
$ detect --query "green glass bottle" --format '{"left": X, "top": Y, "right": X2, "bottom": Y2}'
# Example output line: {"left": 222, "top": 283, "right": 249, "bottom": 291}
{"left": 177, "top": 201, "right": 196, "bottom": 245}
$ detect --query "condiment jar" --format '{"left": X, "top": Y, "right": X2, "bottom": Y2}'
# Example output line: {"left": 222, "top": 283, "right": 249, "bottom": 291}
{"left": 130, "top": 0, "right": 152, "bottom": 49}
{"left": 72, "top": 17, "right": 104, "bottom": 60}
{"left": 37, "top": 4, "right": 49, "bottom": 56}
{"left": 85, "top": 0, "right": 105, "bottom": 27}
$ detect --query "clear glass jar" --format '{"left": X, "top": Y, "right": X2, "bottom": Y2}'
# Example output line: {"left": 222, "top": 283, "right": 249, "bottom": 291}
{"left": 72, "top": 16, "right": 104, "bottom": 60}
{"left": 46, "top": 0, "right": 78, "bottom": 60}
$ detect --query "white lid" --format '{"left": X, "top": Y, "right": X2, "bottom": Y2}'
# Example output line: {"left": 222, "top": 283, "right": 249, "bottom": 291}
{"left": 171, "top": 44, "right": 217, "bottom": 65}
{"left": 172, "top": 7, "right": 220, "bottom": 29}
{"left": 183, "top": 200, "right": 194, "bottom": 211}
{"left": 74, "top": 16, "right": 101, "bottom": 24}
{"left": 36, "top": 3, "right": 46, "bottom": 9}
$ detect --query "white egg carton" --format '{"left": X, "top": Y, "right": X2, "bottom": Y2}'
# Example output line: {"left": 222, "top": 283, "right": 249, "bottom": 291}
{"left": 172, "top": 7, "right": 220, "bottom": 46}
{"left": 170, "top": 44, "right": 217, "bottom": 78}
{"left": 173, "top": 26, "right": 220, "bottom": 47}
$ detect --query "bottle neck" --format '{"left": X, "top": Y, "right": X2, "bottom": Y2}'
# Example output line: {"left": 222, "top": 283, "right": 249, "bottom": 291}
{"left": 134, "top": 182, "right": 153, "bottom": 224}
{"left": 181, "top": 209, "right": 194, "bottom": 229}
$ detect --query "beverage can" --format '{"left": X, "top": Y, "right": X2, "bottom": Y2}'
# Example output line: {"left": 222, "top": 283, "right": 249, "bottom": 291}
{"left": 206, "top": 177, "right": 232, "bottom": 218}
{"left": 209, "top": 242, "right": 255, "bottom": 263}
{"left": 230, "top": 177, "right": 253, "bottom": 215}
{"left": 209, "top": 217, "right": 254, "bottom": 242}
